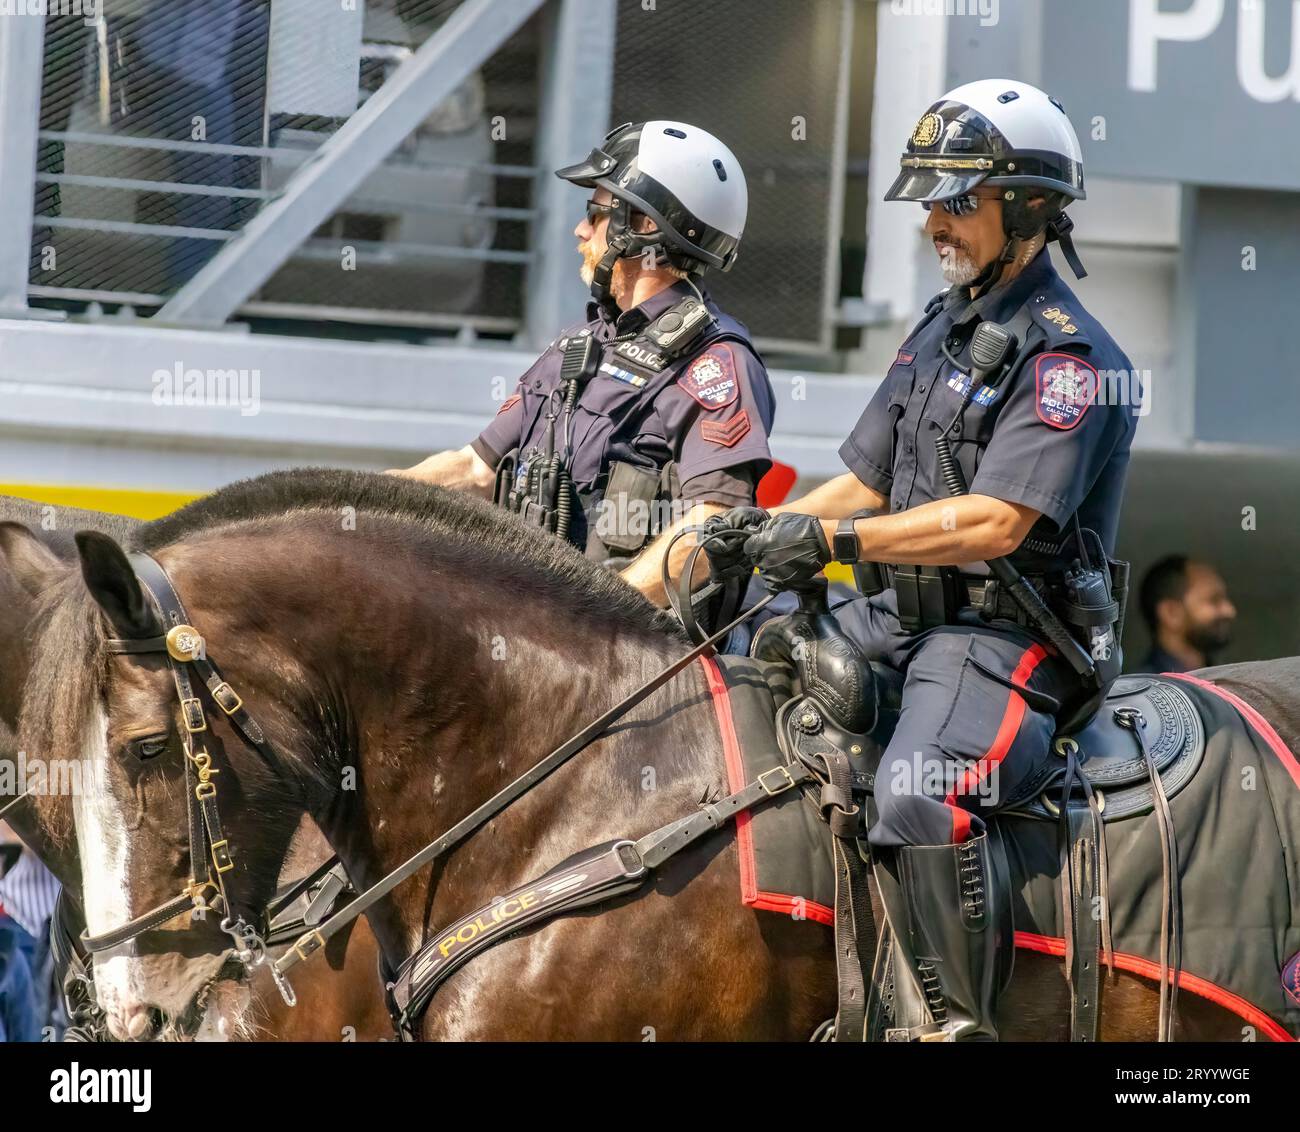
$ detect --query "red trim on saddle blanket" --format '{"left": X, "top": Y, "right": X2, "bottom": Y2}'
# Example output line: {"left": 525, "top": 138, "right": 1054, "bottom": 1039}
{"left": 1165, "top": 672, "right": 1300, "bottom": 790}
{"left": 1018, "top": 672, "right": 1300, "bottom": 1043}
{"left": 1013, "top": 931, "right": 1294, "bottom": 1042}
{"left": 698, "top": 655, "right": 835, "bottom": 927}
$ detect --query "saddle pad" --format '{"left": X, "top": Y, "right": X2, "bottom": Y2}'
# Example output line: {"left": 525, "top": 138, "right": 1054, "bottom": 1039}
{"left": 700, "top": 655, "right": 836, "bottom": 925}
{"left": 1003, "top": 673, "right": 1300, "bottom": 1040}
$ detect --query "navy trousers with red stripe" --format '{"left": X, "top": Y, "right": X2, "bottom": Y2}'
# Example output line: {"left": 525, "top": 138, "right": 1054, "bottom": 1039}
{"left": 836, "top": 589, "right": 1077, "bottom": 849}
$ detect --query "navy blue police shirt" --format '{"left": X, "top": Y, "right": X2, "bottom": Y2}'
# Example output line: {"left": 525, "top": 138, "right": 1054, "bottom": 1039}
{"left": 839, "top": 249, "right": 1140, "bottom": 564}
{"left": 473, "top": 280, "right": 776, "bottom": 544}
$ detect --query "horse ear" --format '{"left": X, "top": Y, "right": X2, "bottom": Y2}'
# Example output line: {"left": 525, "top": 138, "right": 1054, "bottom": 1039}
{"left": 0, "top": 521, "right": 65, "bottom": 598}
{"left": 74, "top": 531, "right": 160, "bottom": 640}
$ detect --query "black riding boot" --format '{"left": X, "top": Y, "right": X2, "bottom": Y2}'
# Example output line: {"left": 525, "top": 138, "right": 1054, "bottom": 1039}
{"left": 874, "top": 833, "right": 1005, "bottom": 1041}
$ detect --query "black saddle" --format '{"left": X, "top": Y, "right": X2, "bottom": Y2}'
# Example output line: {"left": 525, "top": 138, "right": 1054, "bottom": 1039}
{"left": 757, "top": 608, "right": 1205, "bottom": 828}
{"left": 1009, "top": 675, "right": 1205, "bottom": 823}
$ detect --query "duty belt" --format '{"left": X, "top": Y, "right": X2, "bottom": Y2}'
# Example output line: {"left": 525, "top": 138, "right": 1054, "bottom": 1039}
{"left": 886, "top": 564, "right": 1048, "bottom": 633}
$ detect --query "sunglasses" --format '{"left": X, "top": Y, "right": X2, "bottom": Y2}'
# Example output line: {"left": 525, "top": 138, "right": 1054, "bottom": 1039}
{"left": 922, "top": 194, "right": 981, "bottom": 216}
{"left": 585, "top": 199, "right": 616, "bottom": 225}
{"left": 922, "top": 189, "right": 1005, "bottom": 216}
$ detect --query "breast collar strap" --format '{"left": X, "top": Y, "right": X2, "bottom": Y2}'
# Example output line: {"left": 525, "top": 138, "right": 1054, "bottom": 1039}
{"left": 88, "top": 552, "right": 298, "bottom": 1006}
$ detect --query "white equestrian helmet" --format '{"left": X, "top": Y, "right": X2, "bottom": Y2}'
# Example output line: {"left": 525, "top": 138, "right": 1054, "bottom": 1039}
{"left": 556, "top": 120, "right": 748, "bottom": 271}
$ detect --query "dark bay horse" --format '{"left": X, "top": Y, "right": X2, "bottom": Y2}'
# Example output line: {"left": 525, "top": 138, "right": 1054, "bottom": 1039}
{"left": 9, "top": 471, "right": 1262, "bottom": 1040}
{"left": 0, "top": 496, "right": 391, "bottom": 1041}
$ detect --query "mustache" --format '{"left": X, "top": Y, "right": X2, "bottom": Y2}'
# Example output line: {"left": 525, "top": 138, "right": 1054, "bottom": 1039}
{"left": 932, "top": 231, "right": 972, "bottom": 253}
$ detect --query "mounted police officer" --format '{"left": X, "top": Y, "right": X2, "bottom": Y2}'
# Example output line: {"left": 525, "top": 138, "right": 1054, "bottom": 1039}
{"left": 711, "top": 80, "right": 1140, "bottom": 1040}
{"left": 395, "top": 121, "right": 775, "bottom": 603}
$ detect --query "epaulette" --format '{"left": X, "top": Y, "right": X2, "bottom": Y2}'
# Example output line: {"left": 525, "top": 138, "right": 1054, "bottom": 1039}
{"left": 1027, "top": 294, "right": 1094, "bottom": 349}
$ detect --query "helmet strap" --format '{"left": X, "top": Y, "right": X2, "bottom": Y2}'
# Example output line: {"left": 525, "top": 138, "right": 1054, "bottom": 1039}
{"left": 970, "top": 236, "right": 1017, "bottom": 300}
{"left": 588, "top": 227, "right": 672, "bottom": 317}
{"left": 589, "top": 237, "right": 629, "bottom": 318}
{"left": 1046, "top": 211, "right": 1088, "bottom": 280}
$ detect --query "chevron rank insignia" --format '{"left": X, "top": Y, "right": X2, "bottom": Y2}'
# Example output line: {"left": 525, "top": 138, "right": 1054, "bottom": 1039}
{"left": 699, "top": 410, "right": 751, "bottom": 447}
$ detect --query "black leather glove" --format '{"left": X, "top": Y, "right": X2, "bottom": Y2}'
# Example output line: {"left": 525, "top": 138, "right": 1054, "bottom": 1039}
{"left": 744, "top": 513, "right": 832, "bottom": 591}
{"left": 701, "top": 506, "right": 770, "bottom": 581}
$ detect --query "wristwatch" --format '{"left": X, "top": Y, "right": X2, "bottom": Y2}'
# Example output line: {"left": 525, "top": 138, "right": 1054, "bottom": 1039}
{"left": 833, "top": 517, "right": 860, "bottom": 564}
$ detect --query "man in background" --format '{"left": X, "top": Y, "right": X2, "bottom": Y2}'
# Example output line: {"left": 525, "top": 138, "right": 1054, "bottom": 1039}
{"left": 0, "top": 823, "right": 62, "bottom": 1042}
{"left": 1135, "top": 555, "right": 1237, "bottom": 673}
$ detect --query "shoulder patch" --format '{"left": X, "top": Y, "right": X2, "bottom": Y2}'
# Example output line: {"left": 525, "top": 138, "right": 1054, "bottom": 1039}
{"left": 700, "top": 409, "right": 751, "bottom": 447}
{"left": 1282, "top": 951, "right": 1300, "bottom": 1007}
{"left": 1035, "top": 353, "right": 1098, "bottom": 430}
{"left": 496, "top": 392, "right": 521, "bottom": 415}
{"left": 678, "top": 344, "right": 739, "bottom": 409}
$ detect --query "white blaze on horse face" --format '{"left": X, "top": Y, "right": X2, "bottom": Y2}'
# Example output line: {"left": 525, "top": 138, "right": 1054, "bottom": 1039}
{"left": 74, "top": 701, "right": 149, "bottom": 1038}
{"left": 73, "top": 702, "right": 245, "bottom": 1041}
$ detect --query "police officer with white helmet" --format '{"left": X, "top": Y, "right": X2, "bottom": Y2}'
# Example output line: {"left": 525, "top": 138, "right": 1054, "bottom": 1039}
{"left": 712, "top": 80, "right": 1141, "bottom": 1040}
{"left": 397, "top": 121, "right": 775, "bottom": 604}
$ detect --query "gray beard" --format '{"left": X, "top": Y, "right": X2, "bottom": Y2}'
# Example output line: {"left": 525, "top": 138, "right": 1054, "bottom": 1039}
{"left": 938, "top": 247, "right": 981, "bottom": 286}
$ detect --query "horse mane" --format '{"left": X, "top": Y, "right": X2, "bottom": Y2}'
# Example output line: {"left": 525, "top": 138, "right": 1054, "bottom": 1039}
{"left": 131, "top": 467, "right": 682, "bottom": 640}
{"left": 0, "top": 494, "right": 137, "bottom": 553}
{"left": 19, "top": 469, "right": 684, "bottom": 831}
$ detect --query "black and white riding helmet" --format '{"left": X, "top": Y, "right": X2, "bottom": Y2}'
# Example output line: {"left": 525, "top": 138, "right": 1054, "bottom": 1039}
{"left": 556, "top": 120, "right": 748, "bottom": 303}
{"left": 886, "top": 79, "right": 1088, "bottom": 282}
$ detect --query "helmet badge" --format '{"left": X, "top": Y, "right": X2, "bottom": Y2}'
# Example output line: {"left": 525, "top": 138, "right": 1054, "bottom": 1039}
{"left": 911, "top": 112, "right": 942, "bottom": 148}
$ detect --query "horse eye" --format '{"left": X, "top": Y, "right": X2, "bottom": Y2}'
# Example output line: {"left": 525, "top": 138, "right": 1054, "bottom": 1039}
{"left": 133, "top": 737, "right": 170, "bottom": 761}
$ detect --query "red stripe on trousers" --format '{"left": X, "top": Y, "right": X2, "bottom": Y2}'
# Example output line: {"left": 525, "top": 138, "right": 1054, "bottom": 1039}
{"left": 944, "top": 642, "right": 1049, "bottom": 842}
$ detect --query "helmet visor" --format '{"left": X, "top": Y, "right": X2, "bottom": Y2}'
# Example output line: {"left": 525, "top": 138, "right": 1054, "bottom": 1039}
{"left": 884, "top": 164, "right": 991, "bottom": 204}
{"left": 554, "top": 146, "right": 618, "bottom": 187}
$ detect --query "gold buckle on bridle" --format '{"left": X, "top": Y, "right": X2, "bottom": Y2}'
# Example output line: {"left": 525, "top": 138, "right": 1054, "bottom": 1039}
{"left": 293, "top": 930, "right": 326, "bottom": 962}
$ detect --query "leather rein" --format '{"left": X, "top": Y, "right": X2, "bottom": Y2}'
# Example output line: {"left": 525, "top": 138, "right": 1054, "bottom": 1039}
{"left": 86, "top": 543, "right": 773, "bottom": 1013}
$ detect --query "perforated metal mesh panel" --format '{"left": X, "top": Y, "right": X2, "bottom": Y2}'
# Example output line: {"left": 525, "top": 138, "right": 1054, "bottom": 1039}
{"left": 252, "top": 0, "right": 541, "bottom": 331}
{"left": 32, "top": 0, "right": 273, "bottom": 300}
{"left": 610, "top": 0, "right": 850, "bottom": 351}
{"left": 29, "top": 0, "right": 537, "bottom": 332}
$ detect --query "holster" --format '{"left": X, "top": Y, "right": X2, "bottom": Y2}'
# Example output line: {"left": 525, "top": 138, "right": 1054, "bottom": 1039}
{"left": 587, "top": 460, "right": 662, "bottom": 556}
{"left": 892, "top": 565, "right": 961, "bottom": 634}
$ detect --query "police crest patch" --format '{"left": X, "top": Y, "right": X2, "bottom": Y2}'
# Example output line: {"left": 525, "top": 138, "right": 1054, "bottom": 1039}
{"left": 679, "top": 345, "right": 739, "bottom": 409}
{"left": 1034, "top": 353, "right": 1098, "bottom": 430}
{"left": 1283, "top": 951, "right": 1300, "bottom": 1007}
{"left": 497, "top": 393, "right": 520, "bottom": 415}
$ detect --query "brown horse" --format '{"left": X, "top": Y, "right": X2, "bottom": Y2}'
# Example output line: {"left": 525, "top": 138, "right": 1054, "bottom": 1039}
{"left": 0, "top": 497, "right": 391, "bottom": 1041}
{"left": 8, "top": 471, "right": 1264, "bottom": 1041}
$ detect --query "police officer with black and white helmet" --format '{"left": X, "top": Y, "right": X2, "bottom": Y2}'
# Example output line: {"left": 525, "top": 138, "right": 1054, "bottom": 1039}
{"left": 395, "top": 121, "right": 775, "bottom": 604}
{"left": 709, "top": 79, "right": 1141, "bottom": 1039}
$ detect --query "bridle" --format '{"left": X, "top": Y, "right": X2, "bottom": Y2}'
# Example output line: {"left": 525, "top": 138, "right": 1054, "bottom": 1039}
{"left": 87, "top": 551, "right": 297, "bottom": 1006}
{"left": 79, "top": 536, "right": 776, "bottom": 1025}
